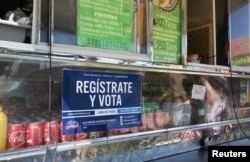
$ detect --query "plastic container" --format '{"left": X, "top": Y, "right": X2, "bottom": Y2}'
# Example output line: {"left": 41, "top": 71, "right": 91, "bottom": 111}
{"left": 0, "top": 106, "right": 8, "bottom": 151}
{"left": 188, "top": 54, "right": 200, "bottom": 63}
{"left": 172, "top": 102, "right": 192, "bottom": 126}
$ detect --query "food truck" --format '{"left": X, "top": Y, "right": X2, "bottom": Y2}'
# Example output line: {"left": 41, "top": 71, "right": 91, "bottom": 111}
{"left": 0, "top": 0, "right": 250, "bottom": 161}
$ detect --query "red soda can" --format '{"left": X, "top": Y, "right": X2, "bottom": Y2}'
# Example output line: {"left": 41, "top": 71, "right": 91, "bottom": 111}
{"left": 75, "top": 133, "right": 88, "bottom": 141}
{"left": 138, "top": 114, "right": 147, "bottom": 132}
{"left": 108, "top": 129, "right": 119, "bottom": 136}
{"left": 7, "top": 123, "right": 25, "bottom": 150}
{"left": 58, "top": 120, "right": 74, "bottom": 143}
{"left": 154, "top": 112, "right": 167, "bottom": 129}
{"left": 61, "top": 134, "right": 75, "bottom": 142}
{"left": 26, "top": 122, "right": 44, "bottom": 147}
{"left": 146, "top": 113, "right": 155, "bottom": 130}
{"left": 119, "top": 128, "right": 130, "bottom": 135}
{"left": 43, "top": 121, "right": 60, "bottom": 144}
{"left": 129, "top": 127, "right": 139, "bottom": 133}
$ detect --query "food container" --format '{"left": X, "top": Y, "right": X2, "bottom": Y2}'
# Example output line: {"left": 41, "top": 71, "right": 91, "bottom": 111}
{"left": 188, "top": 54, "right": 200, "bottom": 63}
{"left": 0, "top": 19, "right": 31, "bottom": 43}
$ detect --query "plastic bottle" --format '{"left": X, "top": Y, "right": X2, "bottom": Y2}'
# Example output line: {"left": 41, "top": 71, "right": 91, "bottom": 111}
{"left": 161, "top": 96, "right": 173, "bottom": 127}
{"left": 0, "top": 106, "right": 8, "bottom": 151}
{"left": 172, "top": 96, "right": 184, "bottom": 127}
{"left": 182, "top": 97, "right": 192, "bottom": 126}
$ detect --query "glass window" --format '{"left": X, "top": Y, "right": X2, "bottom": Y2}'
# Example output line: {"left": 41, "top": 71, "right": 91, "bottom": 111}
{"left": 187, "top": 0, "right": 229, "bottom": 66}
{"left": 229, "top": 0, "right": 250, "bottom": 67}
{"left": 37, "top": 0, "right": 187, "bottom": 64}
{"left": 54, "top": 0, "right": 76, "bottom": 45}
{"left": 0, "top": 54, "right": 242, "bottom": 153}
{"left": 39, "top": 0, "right": 49, "bottom": 42}
{"left": 49, "top": 0, "right": 149, "bottom": 54}
{"left": 142, "top": 72, "right": 235, "bottom": 127}
{"left": 0, "top": 0, "right": 33, "bottom": 43}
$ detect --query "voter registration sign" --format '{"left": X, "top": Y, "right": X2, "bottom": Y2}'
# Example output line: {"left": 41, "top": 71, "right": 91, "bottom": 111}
{"left": 62, "top": 69, "right": 142, "bottom": 135}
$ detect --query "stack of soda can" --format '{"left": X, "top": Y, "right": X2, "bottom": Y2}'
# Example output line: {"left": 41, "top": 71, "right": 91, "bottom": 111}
{"left": 7, "top": 118, "right": 89, "bottom": 150}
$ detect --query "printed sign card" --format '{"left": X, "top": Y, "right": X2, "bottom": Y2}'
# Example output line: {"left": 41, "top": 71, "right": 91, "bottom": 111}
{"left": 62, "top": 69, "right": 142, "bottom": 135}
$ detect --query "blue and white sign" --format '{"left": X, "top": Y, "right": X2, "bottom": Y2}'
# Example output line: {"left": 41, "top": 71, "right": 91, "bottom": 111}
{"left": 62, "top": 69, "right": 142, "bottom": 135}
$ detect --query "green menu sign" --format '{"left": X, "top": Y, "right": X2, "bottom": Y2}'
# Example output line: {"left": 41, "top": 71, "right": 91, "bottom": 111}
{"left": 152, "top": 0, "right": 181, "bottom": 64}
{"left": 77, "top": 0, "right": 134, "bottom": 52}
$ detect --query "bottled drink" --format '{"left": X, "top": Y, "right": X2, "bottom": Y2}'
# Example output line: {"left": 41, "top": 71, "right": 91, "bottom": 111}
{"left": 0, "top": 106, "right": 8, "bottom": 151}
{"left": 7, "top": 123, "right": 25, "bottom": 150}
{"left": 161, "top": 96, "right": 173, "bottom": 127}
{"left": 172, "top": 97, "right": 184, "bottom": 127}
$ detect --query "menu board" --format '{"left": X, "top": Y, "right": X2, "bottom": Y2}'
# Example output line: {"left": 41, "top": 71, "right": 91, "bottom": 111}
{"left": 230, "top": 3, "right": 250, "bottom": 66}
{"left": 77, "top": 0, "right": 134, "bottom": 52}
{"left": 152, "top": 0, "right": 181, "bottom": 64}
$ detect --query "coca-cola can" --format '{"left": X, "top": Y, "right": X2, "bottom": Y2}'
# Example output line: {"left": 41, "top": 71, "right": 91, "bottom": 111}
{"left": 108, "top": 129, "right": 119, "bottom": 136}
{"left": 44, "top": 120, "right": 60, "bottom": 144}
{"left": 146, "top": 113, "right": 155, "bottom": 130}
{"left": 119, "top": 128, "right": 130, "bottom": 135}
{"left": 75, "top": 133, "right": 88, "bottom": 141}
{"left": 26, "top": 121, "right": 44, "bottom": 147}
{"left": 61, "top": 134, "right": 75, "bottom": 143}
{"left": 58, "top": 120, "right": 74, "bottom": 143}
{"left": 154, "top": 112, "right": 167, "bottom": 129}
{"left": 129, "top": 127, "right": 139, "bottom": 133}
{"left": 7, "top": 123, "right": 26, "bottom": 150}
{"left": 138, "top": 114, "right": 147, "bottom": 132}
